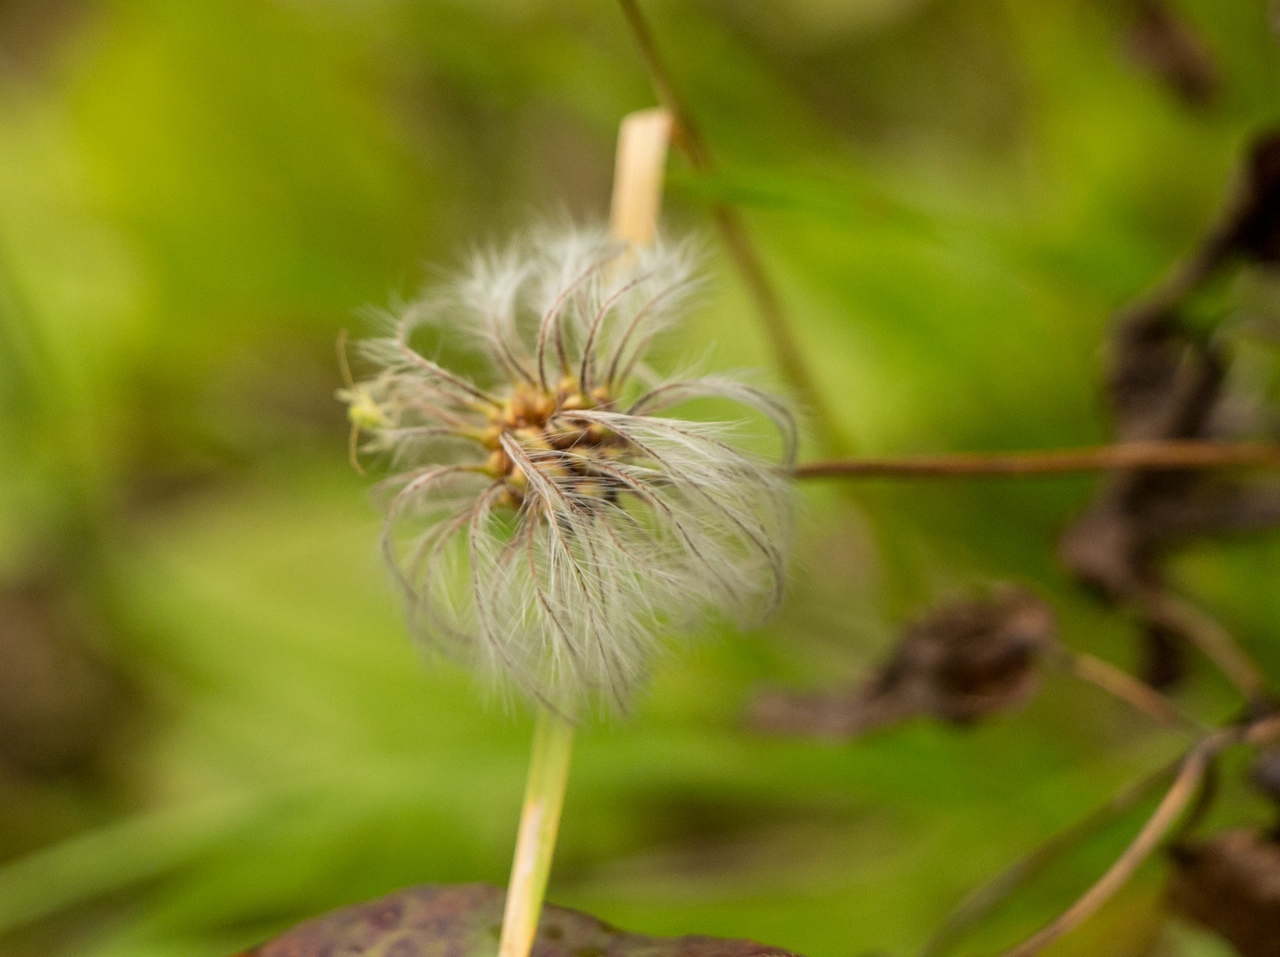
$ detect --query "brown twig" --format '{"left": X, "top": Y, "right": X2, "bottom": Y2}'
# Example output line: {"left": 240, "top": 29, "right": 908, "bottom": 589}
{"left": 1062, "top": 650, "right": 1201, "bottom": 733}
{"left": 1137, "top": 589, "right": 1269, "bottom": 702}
{"left": 924, "top": 713, "right": 1280, "bottom": 957}
{"left": 1244, "top": 713, "right": 1280, "bottom": 745}
{"left": 616, "top": 0, "right": 848, "bottom": 456}
{"left": 919, "top": 759, "right": 1180, "bottom": 957}
{"left": 995, "top": 728, "right": 1235, "bottom": 957}
{"left": 792, "top": 440, "right": 1280, "bottom": 480}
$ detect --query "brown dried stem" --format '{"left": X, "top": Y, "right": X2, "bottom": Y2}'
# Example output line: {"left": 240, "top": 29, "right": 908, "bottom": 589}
{"left": 1062, "top": 650, "right": 1201, "bottom": 732}
{"left": 995, "top": 727, "right": 1237, "bottom": 957}
{"left": 928, "top": 715, "right": 1280, "bottom": 957}
{"left": 616, "top": 0, "right": 848, "bottom": 456}
{"left": 793, "top": 440, "right": 1280, "bottom": 480}
{"left": 1136, "top": 589, "right": 1269, "bottom": 702}
{"left": 919, "top": 759, "right": 1180, "bottom": 957}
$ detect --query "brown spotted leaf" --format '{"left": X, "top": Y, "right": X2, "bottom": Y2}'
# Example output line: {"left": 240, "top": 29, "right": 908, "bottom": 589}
{"left": 236, "top": 883, "right": 802, "bottom": 957}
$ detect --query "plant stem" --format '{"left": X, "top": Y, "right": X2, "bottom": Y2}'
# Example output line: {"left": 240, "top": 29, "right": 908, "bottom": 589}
{"left": 996, "top": 726, "right": 1242, "bottom": 957}
{"left": 616, "top": 0, "right": 850, "bottom": 457}
{"left": 1059, "top": 650, "right": 1202, "bottom": 733}
{"left": 498, "top": 707, "right": 575, "bottom": 957}
{"left": 919, "top": 759, "right": 1179, "bottom": 957}
{"left": 792, "top": 439, "right": 1280, "bottom": 479}
{"left": 1136, "top": 588, "right": 1269, "bottom": 702}
{"left": 493, "top": 101, "right": 670, "bottom": 957}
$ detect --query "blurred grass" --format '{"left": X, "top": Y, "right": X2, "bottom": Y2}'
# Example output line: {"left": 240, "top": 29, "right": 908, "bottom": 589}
{"left": 0, "top": 1, "right": 1279, "bottom": 956}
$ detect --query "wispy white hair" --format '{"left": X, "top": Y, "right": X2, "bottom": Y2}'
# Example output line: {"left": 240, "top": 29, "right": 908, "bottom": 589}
{"left": 349, "top": 225, "right": 796, "bottom": 715}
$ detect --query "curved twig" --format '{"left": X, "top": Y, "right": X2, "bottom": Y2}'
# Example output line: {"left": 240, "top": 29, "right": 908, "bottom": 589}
{"left": 1060, "top": 649, "right": 1202, "bottom": 733}
{"left": 994, "top": 728, "right": 1235, "bottom": 957}
{"left": 919, "top": 759, "right": 1180, "bottom": 957}
{"left": 1136, "top": 589, "right": 1269, "bottom": 702}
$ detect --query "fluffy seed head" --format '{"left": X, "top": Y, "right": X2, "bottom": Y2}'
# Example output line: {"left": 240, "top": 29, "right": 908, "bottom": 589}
{"left": 344, "top": 226, "right": 795, "bottom": 714}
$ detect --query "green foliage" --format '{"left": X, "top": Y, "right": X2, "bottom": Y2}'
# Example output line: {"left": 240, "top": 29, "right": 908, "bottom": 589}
{"left": 1, "top": 1, "right": 1279, "bottom": 956}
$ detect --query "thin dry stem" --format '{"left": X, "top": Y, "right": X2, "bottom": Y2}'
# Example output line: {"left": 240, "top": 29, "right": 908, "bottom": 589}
{"left": 616, "top": 0, "right": 848, "bottom": 456}
{"left": 1062, "top": 651, "right": 1201, "bottom": 732}
{"left": 793, "top": 440, "right": 1280, "bottom": 479}
{"left": 1136, "top": 589, "right": 1269, "bottom": 701}
{"left": 919, "top": 759, "right": 1180, "bottom": 957}
{"left": 995, "top": 729, "right": 1234, "bottom": 957}
{"left": 920, "top": 713, "right": 1280, "bottom": 957}
{"left": 1245, "top": 714, "right": 1280, "bottom": 745}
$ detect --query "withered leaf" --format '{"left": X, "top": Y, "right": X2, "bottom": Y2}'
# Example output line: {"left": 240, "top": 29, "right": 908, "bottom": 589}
{"left": 1126, "top": 0, "right": 1220, "bottom": 108}
{"left": 1106, "top": 314, "right": 1223, "bottom": 446}
{"left": 750, "top": 588, "right": 1055, "bottom": 740}
{"left": 236, "top": 883, "right": 802, "bottom": 957}
{"left": 1140, "top": 478, "right": 1280, "bottom": 540}
{"left": 1207, "top": 131, "right": 1280, "bottom": 267}
{"left": 1062, "top": 308, "right": 1238, "bottom": 603}
{"left": 1168, "top": 830, "right": 1280, "bottom": 957}
{"left": 1059, "top": 135, "right": 1280, "bottom": 682}
{"left": 1139, "top": 622, "right": 1186, "bottom": 691}
{"left": 1252, "top": 748, "right": 1280, "bottom": 805}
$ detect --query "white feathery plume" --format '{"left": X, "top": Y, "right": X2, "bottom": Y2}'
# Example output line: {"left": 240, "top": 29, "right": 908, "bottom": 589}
{"left": 343, "top": 225, "right": 795, "bottom": 715}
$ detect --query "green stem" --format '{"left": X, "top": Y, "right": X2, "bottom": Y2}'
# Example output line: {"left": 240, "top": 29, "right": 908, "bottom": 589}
{"left": 497, "top": 706, "right": 575, "bottom": 957}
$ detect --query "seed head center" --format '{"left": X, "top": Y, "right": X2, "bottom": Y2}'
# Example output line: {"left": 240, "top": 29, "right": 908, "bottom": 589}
{"left": 480, "top": 378, "right": 622, "bottom": 508}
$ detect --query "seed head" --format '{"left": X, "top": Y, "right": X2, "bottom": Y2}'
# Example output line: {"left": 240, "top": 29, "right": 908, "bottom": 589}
{"left": 343, "top": 227, "right": 795, "bottom": 714}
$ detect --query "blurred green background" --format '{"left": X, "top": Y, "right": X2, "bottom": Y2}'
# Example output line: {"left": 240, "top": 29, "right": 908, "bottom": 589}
{"left": 1, "top": 1, "right": 1279, "bottom": 955}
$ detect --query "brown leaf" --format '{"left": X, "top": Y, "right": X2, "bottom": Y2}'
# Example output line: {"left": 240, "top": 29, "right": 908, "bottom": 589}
{"left": 1208, "top": 131, "right": 1280, "bottom": 267}
{"left": 236, "top": 884, "right": 802, "bottom": 957}
{"left": 1252, "top": 748, "right": 1280, "bottom": 805}
{"left": 1126, "top": 0, "right": 1220, "bottom": 108}
{"left": 1106, "top": 314, "right": 1223, "bottom": 446}
{"left": 1138, "top": 622, "right": 1186, "bottom": 691}
{"left": 1140, "top": 479, "right": 1280, "bottom": 540}
{"left": 1058, "top": 501, "right": 1149, "bottom": 599}
{"left": 1168, "top": 830, "right": 1280, "bottom": 957}
{"left": 749, "top": 587, "right": 1055, "bottom": 739}
{"left": 1059, "top": 135, "right": 1280, "bottom": 651}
